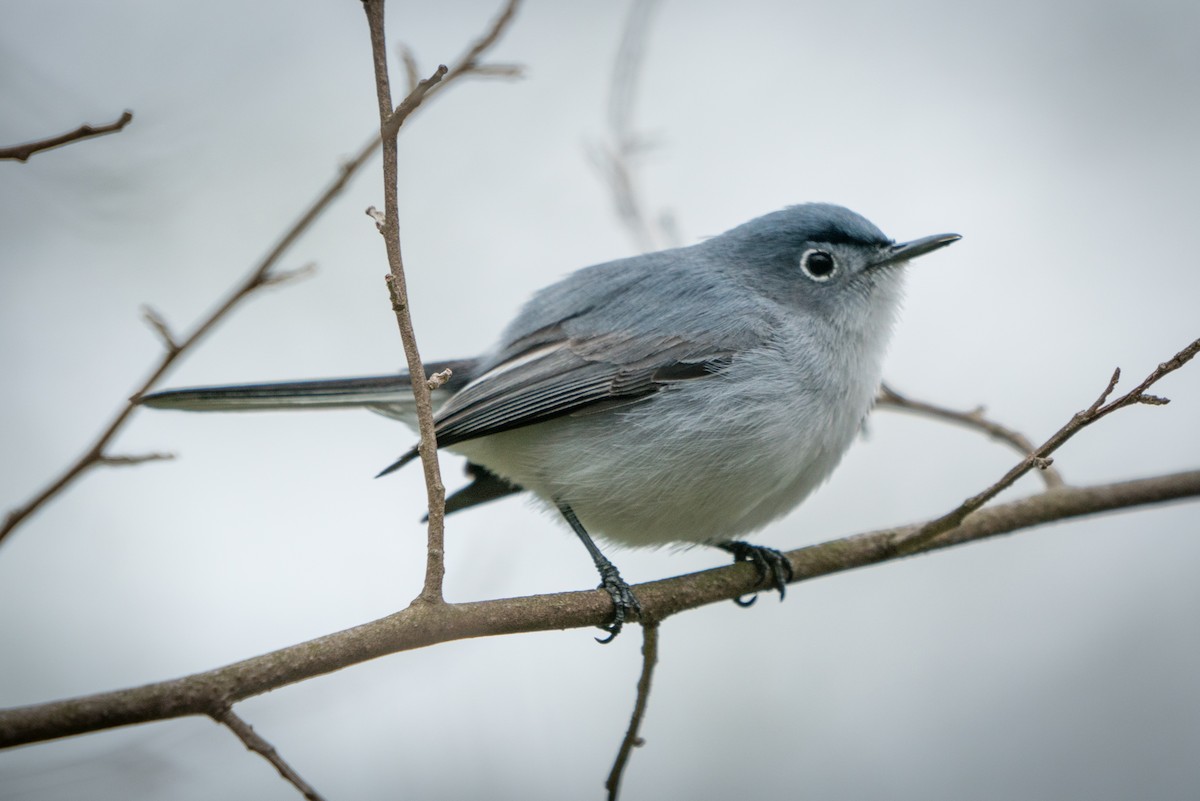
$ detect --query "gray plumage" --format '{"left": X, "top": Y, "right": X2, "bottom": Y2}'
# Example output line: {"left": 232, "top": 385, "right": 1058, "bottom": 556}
{"left": 141, "top": 203, "right": 958, "bottom": 636}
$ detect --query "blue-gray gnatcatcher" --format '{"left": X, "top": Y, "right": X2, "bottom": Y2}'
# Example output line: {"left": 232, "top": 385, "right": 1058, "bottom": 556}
{"left": 141, "top": 203, "right": 959, "bottom": 640}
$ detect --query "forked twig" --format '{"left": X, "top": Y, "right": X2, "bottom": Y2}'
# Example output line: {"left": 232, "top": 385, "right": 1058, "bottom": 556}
{"left": 893, "top": 337, "right": 1200, "bottom": 554}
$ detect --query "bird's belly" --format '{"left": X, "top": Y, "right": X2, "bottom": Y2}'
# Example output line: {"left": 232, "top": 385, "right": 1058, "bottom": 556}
{"left": 451, "top": 368, "right": 871, "bottom": 548}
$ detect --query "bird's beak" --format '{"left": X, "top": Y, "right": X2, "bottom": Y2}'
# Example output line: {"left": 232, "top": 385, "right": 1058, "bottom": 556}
{"left": 874, "top": 233, "right": 961, "bottom": 267}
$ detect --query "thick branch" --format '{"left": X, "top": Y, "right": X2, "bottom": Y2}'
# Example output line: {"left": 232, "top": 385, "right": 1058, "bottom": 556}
{"left": 0, "top": 111, "right": 133, "bottom": 162}
{"left": 3, "top": 468, "right": 1196, "bottom": 748}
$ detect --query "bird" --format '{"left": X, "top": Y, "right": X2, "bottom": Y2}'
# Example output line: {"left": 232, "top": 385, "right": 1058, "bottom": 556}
{"left": 139, "top": 203, "right": 959, "bottom": 640}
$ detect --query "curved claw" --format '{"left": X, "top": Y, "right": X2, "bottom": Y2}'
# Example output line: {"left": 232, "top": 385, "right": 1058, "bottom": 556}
{"left": 557, "top": 501, "right": 642, "bottom": 644}
{"left": 593, "top": 567, "right": 642, "bottom": 644}
{"left": 733, "top": 593, "right": 758, "bottom": 608}
{"left": 717, "top": 541, "right": 794, "bottom": 604}
{"left": 592, "top": 628, "right": 619, "bottom": 647}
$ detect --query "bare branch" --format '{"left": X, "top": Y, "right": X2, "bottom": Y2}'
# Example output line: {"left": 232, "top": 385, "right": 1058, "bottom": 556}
{"left": 363, "top": 0, "right": 521, "bottom": 604}
{"left": 589, "top": 0, "right": 675, "bottom": 252}
{"left": 258, "top": 262, "right": 317, "bottom": 288}
{"left": 381, "top": 65, "right": 448, "bottom": 140}
{"left": 606, "top": 622, "right": 660, "bottom": 801}
{"left": 365, "top": 0, "right": 449, "bottom": 606}
{"left": 469, "top": 63, "right": 524, "bottom": 78}
{"left": 0, "top": 111, "right": 133, "bottom": 162}
{"left": 96, "top": 452, "right": 175, "bottom": 467}
{"left": 893, "top": 336, "right": 1200, "bottom": 554}
{"left": 877, "top": 383, "right": 1066, "bottom": 488}
{"left": 398, "top": 42, "right": 420, "bottom": 94}
{"left": 1089, "top": 367, "right": 1122, "bottom": 413}
{"left": 212, "top": 707, "right": 327, "bottom": 801}
{"left": 1, "top": 141, "right": 370, "bottom": 547}
{"left": 140, "top": 305, "right": 180, "bottom": 355}
{"left": 444, "top": 0, "right": 521, "bottom": 76}
{"left": 4, "top": 467, "right": 1198, "bottom": 749}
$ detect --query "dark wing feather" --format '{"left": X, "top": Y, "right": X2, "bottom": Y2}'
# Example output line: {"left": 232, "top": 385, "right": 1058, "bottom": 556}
{"left": 434, "top": 338, "right": 728, "bottom": 448}
{"left": 375, "top": 335, "right": 731, "bottom": 476}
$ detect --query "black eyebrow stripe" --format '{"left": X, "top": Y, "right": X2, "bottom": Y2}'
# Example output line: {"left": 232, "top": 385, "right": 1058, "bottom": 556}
{"left": 805, "top": 226, "right": 890, "bottom": 247}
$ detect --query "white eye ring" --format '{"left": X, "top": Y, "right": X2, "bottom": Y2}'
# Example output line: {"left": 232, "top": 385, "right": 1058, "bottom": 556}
{"left": 799, "top": 248, "right": 837, "bottom": 282}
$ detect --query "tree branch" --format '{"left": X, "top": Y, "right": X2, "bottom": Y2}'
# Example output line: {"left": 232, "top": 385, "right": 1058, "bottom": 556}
{"left": 587, "top": 0, "right": 677, "bottom": 252}
{"left": 0, "top": 111, "right": 133, "bottom": 162}
{"left": 96, "top": 452, "right": 175, "bottom": 467}
{"left": 212, "top": 707, "right": 327, "bottom": 801}
{"left": 1, "top": 138, "right": 364, "bottom": 547}
{"left": 894, "top": 336, "right": 1200, "bottom": 553}
{"left": 607, "top": 622, "right": 660, "bottom": 801}
{"left": 4, "top": 467, "right": 1197, "bottom": 749}
{"left": 361, "top": 0, "right": 522, "bottom": 605}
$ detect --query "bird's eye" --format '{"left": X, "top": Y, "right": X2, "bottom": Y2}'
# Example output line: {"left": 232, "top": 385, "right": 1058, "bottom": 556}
{"left": 800, "top": 249, "right": 837, "bottom": 281}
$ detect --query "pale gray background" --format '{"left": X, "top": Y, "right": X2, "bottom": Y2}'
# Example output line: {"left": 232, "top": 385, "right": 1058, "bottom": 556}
{"left": 2, "top": 1, "right": 1199, "bottom": 799}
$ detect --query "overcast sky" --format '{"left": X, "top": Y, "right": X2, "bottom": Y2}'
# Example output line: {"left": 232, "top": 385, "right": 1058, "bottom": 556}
{"left": 2, "top": 1, "right": 1199, "bottom": 799}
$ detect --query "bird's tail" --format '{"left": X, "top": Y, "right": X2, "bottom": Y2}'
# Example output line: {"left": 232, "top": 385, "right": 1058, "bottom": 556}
{"left": 136, "top": 358, "right": 478, "bottom": 423}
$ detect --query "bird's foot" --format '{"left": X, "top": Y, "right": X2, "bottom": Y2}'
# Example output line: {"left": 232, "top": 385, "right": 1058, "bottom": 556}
{"left": 594, "top": 562, "right": 642, "bottom": 644}
{"left": 717, "top": 541, "right": 794, "bottom": 607}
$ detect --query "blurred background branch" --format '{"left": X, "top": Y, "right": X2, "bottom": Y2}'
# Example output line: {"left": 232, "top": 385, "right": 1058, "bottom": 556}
{"left": 0, "top": 110, "right": 133, "bottom": 162}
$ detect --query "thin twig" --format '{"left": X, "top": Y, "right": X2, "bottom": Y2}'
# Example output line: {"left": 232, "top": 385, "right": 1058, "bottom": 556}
{"left": 893, "top": 337, "right": 1200, "bottom": 554}
{"left": 588, "top": 0, "right": 676, "bottom": 252}
{"left": 398, "top": 42, "right": 420, "bottom": 94}
{"left": 877, "top": 383, "right": 1066, "bottom": 488}
{"left": 365, "top": 1, "right": 448, "bottom": 605}
{"left": 387, "top": 0, "right": 522, "bottom": 118}
{"left": 258, "top": 262, "right": 318, "bottom": 288}
{"left": 4, "top": 467, "right": 1198, "bottom": 749}
{"left": 380, "top": 65, "right": 447, "bottom": 141}
{"left": 212, "top": 707, "right": 327, "bottom": 801}
{"left": 362, "top": 0, "right": 521, "bottom": 603}
{"left": 441, "top": 0, "right": 521, "bottom": 78}
{"left": 97, "top": 453, "right": 175, "bottom": 467}
{"left": 140, "top": 305, "right": 180, "bottom": 355}
{"left": 607, "top": 622, "right": 660, "bottom": 801}
{"left": 0, "top": 111, "right": 133, "bottom": 162}
{"left": 1, "top": 137, "right": 364, "bottom": 547}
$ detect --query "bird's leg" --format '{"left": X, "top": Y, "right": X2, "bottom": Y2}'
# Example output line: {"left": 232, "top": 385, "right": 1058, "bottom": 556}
{"left": 557, "top": 502, "right": 642, "bottom": 643}
{"left": 715, "top": 541, "right": 794, "bottom": 607}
